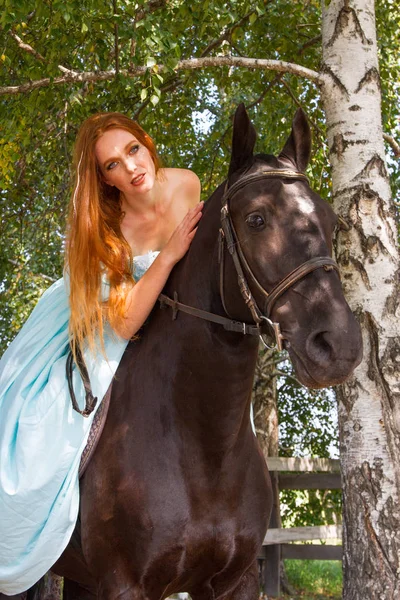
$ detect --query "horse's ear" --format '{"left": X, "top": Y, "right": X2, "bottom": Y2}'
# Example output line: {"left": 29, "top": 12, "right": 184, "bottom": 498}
{"left": 228, "top": 103, "right": 256, "bottom": 177}
{"left": 278, "top": 108, "right": 311, "bottom": 173}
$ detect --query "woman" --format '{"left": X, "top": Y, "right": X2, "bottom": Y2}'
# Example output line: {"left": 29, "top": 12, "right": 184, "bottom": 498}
{"left": 0, "top": 113, "right": 202, "bottom": 594}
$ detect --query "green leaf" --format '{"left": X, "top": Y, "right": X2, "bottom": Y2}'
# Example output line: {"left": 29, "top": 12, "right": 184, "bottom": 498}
{"left": 249, "top": 12, "right": 257, "bottom": 25}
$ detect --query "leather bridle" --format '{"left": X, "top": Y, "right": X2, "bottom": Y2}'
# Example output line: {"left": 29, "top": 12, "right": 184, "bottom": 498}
{"left": 159, "top": 168, "right": 340, "bottom": 351}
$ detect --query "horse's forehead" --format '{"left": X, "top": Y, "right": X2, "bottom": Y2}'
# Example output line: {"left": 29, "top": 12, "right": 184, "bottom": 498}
{"left": 292, "top": 193, "right": 315, "bottom": 215}
{"left": 282, "top": 184, "right": 328, "bottom": 220}
{"left": 235, "top": 157, "right": 332, "bottom": 221}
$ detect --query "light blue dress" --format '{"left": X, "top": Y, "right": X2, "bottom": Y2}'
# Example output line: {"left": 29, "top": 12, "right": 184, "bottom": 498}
{"left": 0, "top": 251, "right": 159, "bottom": 595}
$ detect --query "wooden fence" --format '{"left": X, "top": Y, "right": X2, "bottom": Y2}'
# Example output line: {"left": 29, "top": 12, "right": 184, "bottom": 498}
{"left": 259, "top": 457, "right": 342, "bottom": 597}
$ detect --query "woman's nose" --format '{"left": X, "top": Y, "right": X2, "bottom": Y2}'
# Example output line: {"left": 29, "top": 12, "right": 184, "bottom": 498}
{"left": 125, "top": 157, "right": 137, "bottom": 173}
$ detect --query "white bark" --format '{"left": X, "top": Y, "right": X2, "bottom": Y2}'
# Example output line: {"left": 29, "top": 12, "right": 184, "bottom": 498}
{"left": 252, "top": 346, "right": 279, "bottom": 459}
{"left": 321, "top": 1, "right": 400, "bottom": 598}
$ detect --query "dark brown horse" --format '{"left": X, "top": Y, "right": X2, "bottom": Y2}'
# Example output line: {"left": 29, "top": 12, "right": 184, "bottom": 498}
{"left": 50, "top": 105, "right": 362, "bottom": 599}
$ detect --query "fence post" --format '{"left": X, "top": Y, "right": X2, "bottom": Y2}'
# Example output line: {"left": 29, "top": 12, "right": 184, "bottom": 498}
{"left": 261, "top": 471, "right": 281, "bottom": 597}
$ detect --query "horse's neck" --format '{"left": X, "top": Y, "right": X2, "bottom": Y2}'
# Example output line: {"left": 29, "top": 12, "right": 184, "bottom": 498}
{"left": 159, "top": 188, "right": 259, "bottom": 453}
{"left": 167, "top": 184, "right": 227, "bottom": 313}
{"left": 154, "top": 320, "right": 259, "bottom": 457}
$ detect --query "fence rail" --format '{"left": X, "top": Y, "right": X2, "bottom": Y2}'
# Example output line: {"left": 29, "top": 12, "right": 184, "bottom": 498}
{"left": 259, "top": 457, "right": 342, "bottom": 597}
{"left": 266, "top": 457, "right": 340, "bottom": 472}
{"left": 264, "top": 524, "right": 342, "bottom": 545}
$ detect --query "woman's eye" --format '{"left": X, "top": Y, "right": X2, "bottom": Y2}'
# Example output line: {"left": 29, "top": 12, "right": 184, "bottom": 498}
{"left": 106, "top": 161, "right": 117, "bottom": 171}
{"left": 129, "top": 144, "right": 140, "bottom": 154}
{"left": 246, "top": 214, "right": 265, "bottom": 229}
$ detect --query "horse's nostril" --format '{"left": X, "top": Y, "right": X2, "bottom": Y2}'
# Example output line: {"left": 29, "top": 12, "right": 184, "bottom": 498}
{"left": 314, "top": 331, "right": 331, "bottom": 351}
{"left": 308, "top": 331, "right": 334, "bottom": 365}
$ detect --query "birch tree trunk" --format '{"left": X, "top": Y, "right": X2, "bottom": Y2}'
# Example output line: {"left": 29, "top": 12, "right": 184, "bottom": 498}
{"left": 321, "top": 1, "right": 400, "bottom": 597}
{"left": 253, "top": 346, "right": 278, "bottom": 459}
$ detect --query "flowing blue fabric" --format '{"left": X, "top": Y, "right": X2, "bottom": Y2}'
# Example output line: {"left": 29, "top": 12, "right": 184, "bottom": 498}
{"left": 0, "top": 252, "right": 159, "bottom": 595}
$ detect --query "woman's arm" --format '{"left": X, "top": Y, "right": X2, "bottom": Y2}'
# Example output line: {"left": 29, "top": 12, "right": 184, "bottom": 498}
{"left": 113, "top": 201, "right": 203, "bottom": 339}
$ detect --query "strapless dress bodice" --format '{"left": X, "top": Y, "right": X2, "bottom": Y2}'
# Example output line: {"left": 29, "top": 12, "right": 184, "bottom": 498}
{"left": 132, "top": 250, "right": 160, "bottom": 281}
{"left": 100, "top": 250, "right": 160, "bottom": 301}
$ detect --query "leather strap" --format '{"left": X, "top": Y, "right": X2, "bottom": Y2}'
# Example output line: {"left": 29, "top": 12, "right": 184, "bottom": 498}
{"left": 159, "top": 293, "right": 261, "bottom": 336}
{"left": 218, "top": 228, "right": 233, "bottom": 318}
{"left": 220, "top": 206, "right": 264, "bottom": 325}
{"left": 221, "top": 169, "right": 309, "bottom": 205}
{"left": 66, "top": 345, "right": 98, "bottom": 417}
{"left": 265, "top": 257, "right": 339, "bottom": 316}
{"left": 221, "top": 205, "right": 268, "bottom": 313}
{"left": 79, "top": 382, "right": 112, "bottom": 477}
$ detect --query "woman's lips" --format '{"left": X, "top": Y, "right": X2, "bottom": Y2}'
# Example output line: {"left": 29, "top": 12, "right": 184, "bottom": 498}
{"left": 131, "top": 173, "right": 145, "bottom": 186}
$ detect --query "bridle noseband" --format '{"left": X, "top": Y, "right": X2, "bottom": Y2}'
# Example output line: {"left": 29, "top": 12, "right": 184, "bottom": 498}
{"left": 159, "top": 168, "right": 340, "bottom": 351}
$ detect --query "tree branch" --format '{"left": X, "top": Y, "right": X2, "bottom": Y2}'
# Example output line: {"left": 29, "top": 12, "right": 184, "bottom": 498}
{"left": 200, "top": 10, "right": 255, "bottom": 57}
{"left": 135, "top": 18, "right": 249, "bottom": 122}
{"left": 9, "top": 30, "right": 45, "bottom": 62}
{"left": 280, "top": 77, "right": 325, "bottom": 139}
{"left": 8, "top": 259, "right": 57, "bottom": 283}
{"left": 134, "top": 0, "right": 167, "bottom": 22}
{"left": 133, "top": 75, "right": 183, "bottom": 121}
{"left": 298, "top": 34, "right": 322, "bottom": 56}
{"left": 383, "top": 133, "right": 400, "bottom": 159}
{"left": 134, "top": 13, "right": 254, "bottom": 121}
{"left": 0, "top": 56, "right": 323, "bottom": 96}
{"left": 276, "top": 369, "right": 304, "bottom": 388}
{"left": 246, "top": 73, "right": 283, "bottom": 111}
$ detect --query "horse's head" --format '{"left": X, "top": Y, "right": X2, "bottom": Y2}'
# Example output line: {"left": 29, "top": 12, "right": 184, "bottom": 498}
{"left": 221, "top": 104, "right": 362, "bottom": 388}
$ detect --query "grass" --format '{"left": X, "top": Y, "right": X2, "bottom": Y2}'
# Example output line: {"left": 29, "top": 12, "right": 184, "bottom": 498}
{"left": 278, "top": 559, "right": 342, "bottom": 599}
{"left": 169, "top": 559, "right": 342, "bottom": 600}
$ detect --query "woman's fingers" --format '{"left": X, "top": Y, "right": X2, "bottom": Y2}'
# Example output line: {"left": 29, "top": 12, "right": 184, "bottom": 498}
{"left": 188, "top": 210, "right": 202, "bottom": 227}
{"left": 189, "top": 201, "right": 204, "bottom": 216}
{"left": 176, "top": 206, "right": 202, "bottom": 236}
{"left": 186, "top": 203, "right": 203, "bottom": 226}
{"left": 165, "top": 202, "right": 203, "bottom": 262}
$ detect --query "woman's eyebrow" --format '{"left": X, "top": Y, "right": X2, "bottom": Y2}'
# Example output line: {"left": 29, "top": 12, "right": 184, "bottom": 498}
{"left": 102, "top": 138, "right": 138, "bottom": 168}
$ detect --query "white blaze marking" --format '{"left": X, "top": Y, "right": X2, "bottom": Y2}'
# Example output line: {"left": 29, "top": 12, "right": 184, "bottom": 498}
{"left": 295, "top": 194, "right": 315, "bottom": 215}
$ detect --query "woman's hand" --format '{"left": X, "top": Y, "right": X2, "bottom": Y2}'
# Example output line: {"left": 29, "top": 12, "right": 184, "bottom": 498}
{"left": 160, "top": 201, "right": 203, "bottom": 267}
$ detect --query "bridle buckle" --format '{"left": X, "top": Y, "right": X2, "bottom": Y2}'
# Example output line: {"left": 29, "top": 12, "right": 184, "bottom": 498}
{"left": 259, "top": 316, "right": 284, "bottom": 352}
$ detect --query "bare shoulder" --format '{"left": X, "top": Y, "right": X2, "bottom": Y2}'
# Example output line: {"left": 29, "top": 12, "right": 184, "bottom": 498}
{"left": 162, "top": 168, "right": 201, "bottom": 208}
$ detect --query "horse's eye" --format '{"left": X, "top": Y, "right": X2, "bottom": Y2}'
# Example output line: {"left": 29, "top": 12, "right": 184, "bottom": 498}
{"left": 246, "top": 214, "right": 265, "bottom": 229}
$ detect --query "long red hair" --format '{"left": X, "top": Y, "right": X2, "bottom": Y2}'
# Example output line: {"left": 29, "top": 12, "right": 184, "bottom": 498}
{"left": 65, "top": 112, "right": 161, "bottom": 356}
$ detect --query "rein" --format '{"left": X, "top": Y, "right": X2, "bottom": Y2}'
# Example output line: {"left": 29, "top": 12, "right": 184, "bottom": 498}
{"left": 66, "top": 345, "right": 98, "bottom": 417}
{"left": 160, "top": 169, "right": 340, "bottom": 352}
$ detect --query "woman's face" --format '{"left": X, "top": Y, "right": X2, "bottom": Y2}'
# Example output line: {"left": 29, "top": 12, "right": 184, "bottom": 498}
{"left": 95, "top": 128, "right": 156, "bottom": 197}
